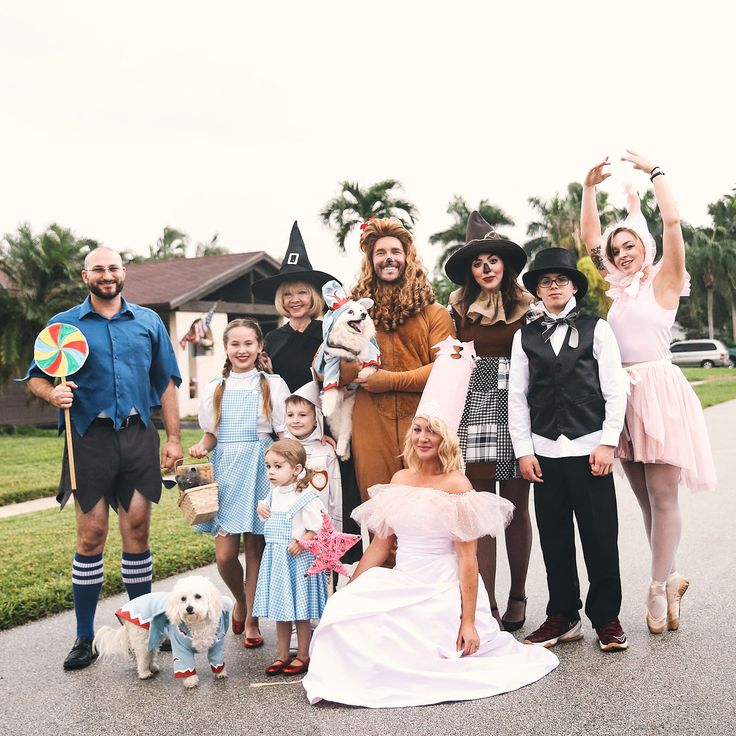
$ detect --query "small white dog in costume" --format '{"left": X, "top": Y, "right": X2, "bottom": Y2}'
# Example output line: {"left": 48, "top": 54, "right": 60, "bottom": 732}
{"left": 93, "top": 576, "right": 233, "bottom": 688}
{"left": 314, "top": 280, "right": 380, "bottom": 460}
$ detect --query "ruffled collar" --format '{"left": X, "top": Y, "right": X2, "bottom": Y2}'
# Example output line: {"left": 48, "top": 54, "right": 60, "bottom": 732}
{"left": 449, "top": 287, "right": 534, "bottom": 326}
{"left": 272, "top": 482, "right": 298, "bottom": 495}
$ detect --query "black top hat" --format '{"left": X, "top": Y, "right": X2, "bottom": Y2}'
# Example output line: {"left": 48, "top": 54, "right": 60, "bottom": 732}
{"left": 251, "top": 221, "right": 339, "bottom": 301}
{"left": 522, "top": 247, "right": 588, "bottom": 300}
{"left": 444, "top": 211, "right": 527, "bottom": 285}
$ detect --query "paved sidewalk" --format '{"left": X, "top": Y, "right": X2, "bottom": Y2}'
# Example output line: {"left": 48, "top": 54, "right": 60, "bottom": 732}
{"left": 2, "top": 402, "right": 735, "bottom": 735}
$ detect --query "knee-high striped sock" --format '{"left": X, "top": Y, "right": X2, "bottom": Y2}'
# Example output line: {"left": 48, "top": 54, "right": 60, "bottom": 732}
{"left": 121, "top": 550, "right": 153, "bottom": 600}
{"left": 72, "top": 552, "right": 104, "bottom": 639}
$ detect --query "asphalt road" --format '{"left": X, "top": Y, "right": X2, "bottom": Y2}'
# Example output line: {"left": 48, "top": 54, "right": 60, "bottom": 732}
{"left": 2, "top": 401, "right": 734, "bottom": 736}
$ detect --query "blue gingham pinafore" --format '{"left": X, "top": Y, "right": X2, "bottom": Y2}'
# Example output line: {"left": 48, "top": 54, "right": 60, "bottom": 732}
{"left": 195, "top": 380, "right": 272, "bottom": 536}
{"left": 253, "top": 490, "right": 328, "bottom": 621}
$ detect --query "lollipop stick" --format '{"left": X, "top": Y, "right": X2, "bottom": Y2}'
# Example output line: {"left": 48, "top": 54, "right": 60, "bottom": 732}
{"left": 61, "top": 376, "right": 77, "bottom": 491}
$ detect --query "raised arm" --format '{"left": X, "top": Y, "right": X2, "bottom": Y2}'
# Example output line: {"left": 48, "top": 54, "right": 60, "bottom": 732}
{"left": 581, "top": 156, "right": 611, "bottom": 277}
{"left": 621, "top": 149, "right": 686, "bottom": 302}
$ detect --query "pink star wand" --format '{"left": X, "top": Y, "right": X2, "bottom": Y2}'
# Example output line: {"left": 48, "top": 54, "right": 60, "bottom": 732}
{"left": 298, "top": 513, "right": 361, "bottom": 577}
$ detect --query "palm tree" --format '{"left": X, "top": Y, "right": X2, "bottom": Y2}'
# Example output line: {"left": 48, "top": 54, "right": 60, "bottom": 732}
{"left": 687, "top": 227, "right": 723, "bottom": 339}
{"left": 525, "top": 182, "right": 615, "bottom": 258}
{"left": 320, "top": 179, "right": 418, "bottom": 251}
{"left": 707, "top": 189, "right": 736, "bottom": 341}
{"left": 148, "top": 226, "right": 189, "bottom": 260}
{"left": 429, "top": 195, "right": 515, "bottom": 262}
{"left": 0, "top": 224, "right": 89, "bottom": 384}
{"left": 195, "top": 233, "right": 229, "bottom": 257}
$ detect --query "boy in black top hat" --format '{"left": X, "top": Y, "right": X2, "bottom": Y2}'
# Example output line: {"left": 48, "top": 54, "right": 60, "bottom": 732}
{"left": 508, "top": 248, "right": 629, "bottom": 651}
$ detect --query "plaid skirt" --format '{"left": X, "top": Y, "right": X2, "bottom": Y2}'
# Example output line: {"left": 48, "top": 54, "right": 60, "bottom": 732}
{"left": 457, "top": 357, "right": 520, "bottom": 481}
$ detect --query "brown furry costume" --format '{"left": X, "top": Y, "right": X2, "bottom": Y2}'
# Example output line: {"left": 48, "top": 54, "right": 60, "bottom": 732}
{"left": 347, "top": 218, "right": 454, "bottom": 500}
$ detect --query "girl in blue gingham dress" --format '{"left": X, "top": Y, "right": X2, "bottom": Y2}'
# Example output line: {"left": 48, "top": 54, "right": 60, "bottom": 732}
{"left": 189, "top": 319, "right": 289, "bottom": 648}
{"left": 254, "top": 439, "right": 328, "bottom": 677}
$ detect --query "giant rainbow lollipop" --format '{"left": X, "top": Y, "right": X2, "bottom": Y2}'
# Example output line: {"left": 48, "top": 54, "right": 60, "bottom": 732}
{"left": 34, "top": 323, "right": 89, "bottom": 490}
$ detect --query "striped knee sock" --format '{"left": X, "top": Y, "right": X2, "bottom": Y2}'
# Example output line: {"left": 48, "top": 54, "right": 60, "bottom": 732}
{"left": 72, "top": 552, "right": 104, "bottom": 639}
{"left": 121, "top": 550, "right": 153, "bottom": 600}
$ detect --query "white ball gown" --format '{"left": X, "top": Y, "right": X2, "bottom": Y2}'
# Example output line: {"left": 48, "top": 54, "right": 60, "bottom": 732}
{"left": 303, "top": 484, "right": 558, "bottom": 708}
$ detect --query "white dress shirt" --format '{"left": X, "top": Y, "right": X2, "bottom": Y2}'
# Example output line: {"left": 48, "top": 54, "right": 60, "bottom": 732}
{"left": 198, "top": 368, "right": 290, "bottom": 438}
{"left": 508, "top": 297, "right": 626, "bottom": 458}
{"left": 257, "top": 483, "right": 326, "bottom": 539}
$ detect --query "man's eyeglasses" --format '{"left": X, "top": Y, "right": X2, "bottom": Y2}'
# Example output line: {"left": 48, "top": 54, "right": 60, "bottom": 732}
{"left": 86, "top": 266, "right": 123, "bottom": 275}
{"left": 537, "top": 275, "right": 571, "bottom": 289}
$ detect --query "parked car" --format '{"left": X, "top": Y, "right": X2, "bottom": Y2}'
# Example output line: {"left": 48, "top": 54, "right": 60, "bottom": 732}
{"left": 670, "top": 339, "right": 732, "bottom": 368}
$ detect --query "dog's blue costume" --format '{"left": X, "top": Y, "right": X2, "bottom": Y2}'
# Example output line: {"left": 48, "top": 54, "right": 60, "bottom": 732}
{"left": 314, "top": 280, "right": 381, "bottom": 391}
{"left": 115, "top": 592, "right": 233, "bottom": 678}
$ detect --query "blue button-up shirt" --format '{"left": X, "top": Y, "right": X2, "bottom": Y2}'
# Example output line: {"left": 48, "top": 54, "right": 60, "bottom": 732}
{"left": 26, "top": 296, "right": 182, "bottom": 436}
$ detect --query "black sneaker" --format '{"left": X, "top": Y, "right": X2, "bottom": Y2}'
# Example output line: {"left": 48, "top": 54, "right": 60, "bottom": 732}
{"left": 596, "top": 617, "right": 629, "bottom": 651}
{"left": 523, "top": 615, "right": 583, "bottom": 648}
{"left": 63, "top": 636, "right": 98, "bottom": 670}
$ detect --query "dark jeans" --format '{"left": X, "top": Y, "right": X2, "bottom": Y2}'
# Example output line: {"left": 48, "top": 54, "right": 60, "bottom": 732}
{"left": 534, "top": 455, "right": 622, "bottom": 628}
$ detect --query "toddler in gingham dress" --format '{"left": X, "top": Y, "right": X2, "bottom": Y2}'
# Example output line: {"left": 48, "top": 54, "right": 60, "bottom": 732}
{"left": 254, "top": 439, "right": 328, "bottom": 677}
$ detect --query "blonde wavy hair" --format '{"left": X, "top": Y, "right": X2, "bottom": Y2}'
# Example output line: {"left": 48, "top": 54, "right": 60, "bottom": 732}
{"left": 274, "top": 280, "right": 325, "bottom": 320}
{"left": 212, "top": 319, "right": 272, "bottom": 430}
{"left": 402, "top": 415, "right": 464, "bottom": 474}
{"left": 353, "top": 217, "right": 435, "bottom": 332}
{"left": 266, "top": 439, "right": 316, "bottom": 493}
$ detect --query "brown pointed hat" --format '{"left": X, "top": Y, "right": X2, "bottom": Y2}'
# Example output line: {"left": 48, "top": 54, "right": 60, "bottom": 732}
{"left": 444, "top": 211, "right": 527, "bottom": 285}
{"left": 251, "top": 221, "right": 339, "bottom": 301}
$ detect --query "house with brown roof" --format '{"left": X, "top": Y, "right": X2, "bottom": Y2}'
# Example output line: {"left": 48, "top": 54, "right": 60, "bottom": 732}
{"left": 0, "top": 251, "right": 282, "bottom": 425}
{"left": 123, "top": 251, "right": 282, "bottom": 417}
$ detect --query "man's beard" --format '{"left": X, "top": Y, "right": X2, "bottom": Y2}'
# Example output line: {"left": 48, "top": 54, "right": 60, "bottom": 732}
{"left": 89, "top": 281, "right": 124, "bottom": 300}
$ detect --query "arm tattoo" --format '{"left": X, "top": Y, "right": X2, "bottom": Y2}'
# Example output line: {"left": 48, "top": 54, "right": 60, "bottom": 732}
{"left": 591, "top": 246, "right": 605, "bottom": 272}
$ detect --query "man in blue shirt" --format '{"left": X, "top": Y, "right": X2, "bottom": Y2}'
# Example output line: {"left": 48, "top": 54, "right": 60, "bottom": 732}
{"left": 28, "top": 246, "right": 183, "bottom": 670}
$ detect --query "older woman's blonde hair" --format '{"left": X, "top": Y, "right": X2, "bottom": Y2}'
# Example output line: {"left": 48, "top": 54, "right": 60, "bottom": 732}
{"left": 402, "top": 414, "right": 464, "bottom": 474}
{"left": 275, "top": 280, "right": 325, "bottom": 320}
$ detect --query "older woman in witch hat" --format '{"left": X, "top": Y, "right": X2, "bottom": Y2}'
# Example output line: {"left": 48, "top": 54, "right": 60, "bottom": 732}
{"left": 444, "top": 212, "right": 535, "bottom": 631}
{"left": 252, "top": 221, "right": 338, "bottom": 392}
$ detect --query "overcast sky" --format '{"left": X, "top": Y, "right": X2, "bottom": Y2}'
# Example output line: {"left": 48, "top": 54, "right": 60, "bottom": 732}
{"left": 2, "top": 1, "right": 734, "bottom": 286}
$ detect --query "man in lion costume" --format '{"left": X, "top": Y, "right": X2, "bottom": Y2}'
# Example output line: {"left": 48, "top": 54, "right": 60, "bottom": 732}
{"left": 346, "top": 217, "right": 454, "bottom": 500}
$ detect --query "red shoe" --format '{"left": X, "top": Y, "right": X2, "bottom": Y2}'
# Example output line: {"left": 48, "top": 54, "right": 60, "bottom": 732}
{"left": 244, "top": 636, "right": 264, "bottom": 649}
{"left": 231, "top": 618, "right": 245, "bottom": 635}
{"left": 265, "top": 658, "right": 290, "bottom": 676}
{"left": 523, "top": 615, "right": 583, "bottom": 648}
{"left": 282, "top": 657, "right": 309, "bottom": 676}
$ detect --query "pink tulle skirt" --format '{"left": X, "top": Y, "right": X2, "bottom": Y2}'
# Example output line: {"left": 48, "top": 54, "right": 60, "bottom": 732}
{"left": 618, "top": 360, "right": 716, "bottom": 492}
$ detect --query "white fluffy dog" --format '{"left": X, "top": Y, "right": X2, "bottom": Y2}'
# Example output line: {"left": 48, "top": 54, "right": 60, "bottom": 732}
{"left": 315, "top": 283, "right": 381, "bottom": 460}
{"left": 93, "top": 576, "right": 233, "bottom": 688}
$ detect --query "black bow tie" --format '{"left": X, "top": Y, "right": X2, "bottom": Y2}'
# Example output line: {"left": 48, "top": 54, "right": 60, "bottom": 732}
{"left": 541, "top": 311, "right": 579, "bottom": 348}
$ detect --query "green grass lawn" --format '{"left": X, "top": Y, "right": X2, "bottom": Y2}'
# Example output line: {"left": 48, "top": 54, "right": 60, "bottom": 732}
{"left": 681, "top": 367, "right": 736, "bottom": 408}
{"left": 0, "top": 427, "right": 202, "bottom": 506}
{"left": 0, "top": 488, "right": 216, "bottom": 630}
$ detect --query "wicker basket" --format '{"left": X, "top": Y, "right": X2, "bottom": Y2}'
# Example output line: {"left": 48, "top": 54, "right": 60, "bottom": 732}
{"left": 174, "top": 458, "right": 218, "bottom": 526}
{"left": 175, "top": 461, "right": 215, "bottom": 486}
{"left": 178, "top": 483, "right": 219, "bottom": 525}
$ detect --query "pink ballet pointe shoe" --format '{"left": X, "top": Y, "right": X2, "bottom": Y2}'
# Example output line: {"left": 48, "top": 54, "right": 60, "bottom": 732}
{"left": 646, "top": 580, "right": 667, "bottom": 634}
{"left": 666, "top": 573, "right": 689, "bottom": 631}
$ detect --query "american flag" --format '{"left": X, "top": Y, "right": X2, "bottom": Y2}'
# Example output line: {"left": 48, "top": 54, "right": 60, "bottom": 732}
{"left": 179, "top": 304, "right": 217, "bottom": 350}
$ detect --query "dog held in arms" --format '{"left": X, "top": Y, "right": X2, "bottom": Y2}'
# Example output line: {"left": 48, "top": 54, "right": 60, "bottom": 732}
{"left": 314, "top": 280, "right": 381, "bottom": 461}
{"left": 93, "top": 576, "right": 233, "bottom": 688}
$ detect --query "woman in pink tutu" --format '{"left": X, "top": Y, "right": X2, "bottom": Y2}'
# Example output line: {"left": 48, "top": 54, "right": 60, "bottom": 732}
{"left": 581, "top": 150, "right": 716, "bottom": 635}
{"left": 302, "top": 341, "right": 558, "bottom": 708}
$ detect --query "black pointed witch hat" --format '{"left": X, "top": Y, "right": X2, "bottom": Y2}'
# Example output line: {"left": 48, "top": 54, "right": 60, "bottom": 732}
{"left": 251, "top": 221, "right": 339, "bottom": 301}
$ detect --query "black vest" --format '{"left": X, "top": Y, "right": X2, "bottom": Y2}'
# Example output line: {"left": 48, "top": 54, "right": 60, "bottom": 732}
{"left": 520, "top": 314, "right": 605, "bottom": 441}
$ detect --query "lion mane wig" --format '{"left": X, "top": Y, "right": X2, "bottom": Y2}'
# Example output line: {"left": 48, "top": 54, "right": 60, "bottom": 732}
{"left": 352, "top": 217, "right": 435, "bottom": 332}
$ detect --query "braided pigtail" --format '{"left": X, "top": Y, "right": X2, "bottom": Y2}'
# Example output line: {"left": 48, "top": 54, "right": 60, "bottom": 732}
{"left": 295, "top": 467, "right": 316, "bottom": 493}
{"left": 212, "top": 358, "right": 231, "bottom": 430}
{"left": 259, "top": 372, "right": 273, "bottom": 425}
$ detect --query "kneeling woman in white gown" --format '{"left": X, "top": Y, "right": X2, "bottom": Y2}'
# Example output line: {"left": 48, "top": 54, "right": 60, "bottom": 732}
{"left": 303, "top": 339, "right": 558, "bottom": 708}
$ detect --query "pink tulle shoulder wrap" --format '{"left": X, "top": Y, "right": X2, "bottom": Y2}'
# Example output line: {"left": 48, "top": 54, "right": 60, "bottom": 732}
{"left": 351, "top": 484, "right": 514, "bottom": 542}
